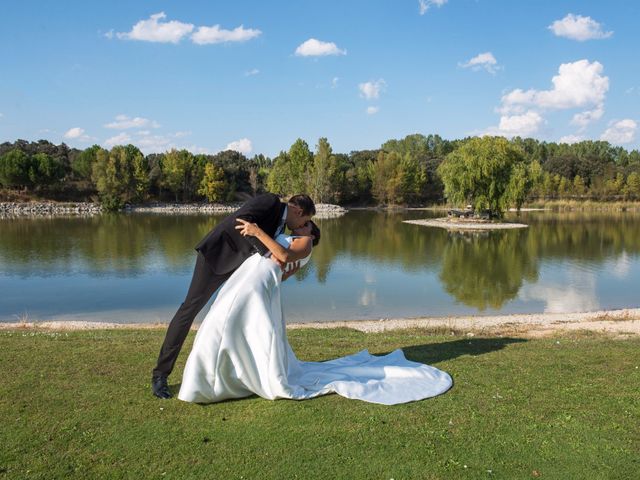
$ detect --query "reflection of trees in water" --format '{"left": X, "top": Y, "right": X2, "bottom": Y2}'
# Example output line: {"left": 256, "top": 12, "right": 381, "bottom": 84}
{"left": 521, "top": 211, "right": 640, "bottom": 262}
{"left": 1, "top": 211, "right": 639, "bottom": 291}
{"left": 0, "top": 214, "right": 220, "bottom": 275}
{"left": 439, "top": 230, "right": 538, "bottom": 310}
{"left": 311, "top": 211, "right": 449, "bottom": 277}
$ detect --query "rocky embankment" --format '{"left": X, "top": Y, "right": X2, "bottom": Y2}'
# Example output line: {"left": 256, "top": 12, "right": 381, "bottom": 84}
{"left": 0, "top": 202, "right": 102, "bottom": 217}
{"left": 0, "top": 201, "right": 348, "bottom": 218}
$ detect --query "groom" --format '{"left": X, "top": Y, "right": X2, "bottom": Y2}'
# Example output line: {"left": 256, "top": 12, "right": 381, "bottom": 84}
{"left": 152, "top": 193, "right": 316, "bottom": 399}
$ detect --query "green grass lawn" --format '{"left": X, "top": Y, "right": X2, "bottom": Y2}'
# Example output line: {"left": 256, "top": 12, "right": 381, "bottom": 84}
{"left": 1, "top": 328, "right": 638, "bottom": 479}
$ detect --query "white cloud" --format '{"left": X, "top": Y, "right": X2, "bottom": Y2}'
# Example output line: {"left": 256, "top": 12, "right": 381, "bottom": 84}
{"left": 608, "top": 252, "right": 631, "bottom": 279}
{"left": 63, "top": 127, "right": 85, "bottom": 139}
{"left": 359, "top": 288, "right": 377, "bottom": 307}
{"left": 104, "top": 132, "right": 132, "bottom": 147}
{"left": 559, "top": 134, "right": 584, "bottom": 144}
{"left": 104, "top": 29, "right": 114, "bottom": 39}
{"left": 359, "top": 79, "right": 386, "bottom": 100}
{"left": 484, "top": 60, "right": 610, "bottom": 139}
{"left": 116, "top": 12, "right": 194, "bottom": 44}
{"left": 366, "top": 106, "right": 379, "bottom": 115}
{"left": 419, "top": 0, "right": 448, "bottom": 15}
{"left": 295, "top": 38, "right": 346, "bottom": 57}
{"left": 548, "top": 14, "right": 613, "bottom": 41}
{"left": 225, "top": 138, "right": 253, "bottom": 154}
{"left": 136, "top": 134, "right": 173, "bottom": 152}
{"left": 186, "top": 145, "right": 213, "bottom": 155}
{"left": 173, "top": 131, "right": 191, "bottom": 138}
{"left": 486, "top": 111, "right": 545, "bottom": 137}
{"left": 520, "top": 266, "right": 599, "bottom": 313}
{"left": 600, "top": 119, "right": 637, "bottom": 144}
{"left": 499, "top": 59, "right": 608, "bottom": 114}
{"left": 104, "top": 114, "right": 159, "bottom": 130}
{"left": 191, "top": 24, "right": 261, "bottom": 45}
{"left": 63, "top": 127, "right": 92, "bottom": 142}
{"left": 459, "top": 52, "right": 500, "bottom": 74}
{"left": 244, "top": 68, "right": 260, "bottom": 76}
{"left": 520, "top": 282, "right": 599, "bottom": 313}
{"left": 571, "top": 105, "right": 604, "bottom": 130}
{"left": 332, "top": 77, "right": 339, "bottom": 88}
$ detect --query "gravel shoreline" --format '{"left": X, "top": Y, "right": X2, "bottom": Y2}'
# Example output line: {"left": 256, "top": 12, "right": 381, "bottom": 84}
{"left": 2, "top": 308, "right": 639, "bottom": 338}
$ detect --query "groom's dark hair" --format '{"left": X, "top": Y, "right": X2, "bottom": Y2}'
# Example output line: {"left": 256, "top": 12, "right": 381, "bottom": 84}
{"left": 288, "top": 194, "right": 316, "bottom": 216}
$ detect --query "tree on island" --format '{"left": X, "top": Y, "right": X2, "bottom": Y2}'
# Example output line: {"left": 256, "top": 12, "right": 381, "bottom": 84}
{"left": 437, "top": 136, "right": 538, "bottom": 218}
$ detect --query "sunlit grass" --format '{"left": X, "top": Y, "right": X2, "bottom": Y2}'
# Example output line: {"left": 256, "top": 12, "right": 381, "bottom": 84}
{"left": 1, "top": 328, "right": 638, "bottom": 479}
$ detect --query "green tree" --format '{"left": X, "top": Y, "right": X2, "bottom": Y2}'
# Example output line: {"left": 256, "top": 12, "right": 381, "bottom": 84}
{"left": 369, "top": 151, "right": 402, "bottom": 205}
{"left": 309, "top": 137, "right": 337, "bottom": 203}
{"left": 265, "top": 139, "right": 313, "bottom": 197}
{"left": 437, "top": 136, "right": 526, "bottom": 217}
{"left": 288, "top": 138, "right": 313, "bottom": 194}
{"left": 0, "top": 149, "right": 31, "bottom": 189}
{"left": 558, "top": 176, "right": 570, "bottom": 198}
{"left": 506, "top": 160, "right": 540, "bottom": 212}
{"left": 399, "top": 153, "right": 427, "bottom": 204}
{"left": 266, "top": 151, "right": 292, "bottom": 196}
{"left": 131, "top": 149, "right": 149, "bottom": 202}
{"left": 162, "top": 149, "right": 196, "bottom": 201}
{"left": 198, "top": 162, "right": 226, "bottom": 202}
{"left": 624, "top": 172, "right": 640, "bottom": 199}
{"left": 91, "top": 145, "right": 145, "bottom": 210}
{"left": 28, "top": 152, "right": 66, "bottom": 187}
{"left": 603, "top": 172, "right": 625, "bottom": 198}
{"left": 71, "top": 145, "right": 101, "bottom": 181}
{"left": 573, "top": 175, "right": 586, "bottom": 197}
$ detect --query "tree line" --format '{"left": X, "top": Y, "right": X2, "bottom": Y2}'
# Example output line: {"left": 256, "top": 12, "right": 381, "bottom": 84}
{"left": 1, "top": 135, "right": 639, "bottom": 211}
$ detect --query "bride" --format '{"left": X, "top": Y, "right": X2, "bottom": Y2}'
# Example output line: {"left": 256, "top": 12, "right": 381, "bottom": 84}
{"left": 178, "top": 219, "right": 452, "bottom": 405}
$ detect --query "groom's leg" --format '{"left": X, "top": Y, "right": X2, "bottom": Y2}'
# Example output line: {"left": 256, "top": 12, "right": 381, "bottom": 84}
{"left": 153, "top": 253, "right": 231, "bottom": 378}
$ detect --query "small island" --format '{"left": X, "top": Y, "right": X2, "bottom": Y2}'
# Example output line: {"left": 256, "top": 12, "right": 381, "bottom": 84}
{"left": 404, "top": 217, "right": 528, "bottom": 230}
{"left": 405, "top": 137, "right": 538, "bottom": 231}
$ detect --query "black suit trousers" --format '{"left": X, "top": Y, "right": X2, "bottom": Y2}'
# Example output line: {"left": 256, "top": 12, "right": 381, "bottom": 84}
{"left": 153, "top": 253, "right": 232, "bottom": 378}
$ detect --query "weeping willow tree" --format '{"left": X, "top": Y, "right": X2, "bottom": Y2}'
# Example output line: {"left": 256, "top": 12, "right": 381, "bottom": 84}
{"left": 437, "top": 136, "right": 537, "bottom": 217}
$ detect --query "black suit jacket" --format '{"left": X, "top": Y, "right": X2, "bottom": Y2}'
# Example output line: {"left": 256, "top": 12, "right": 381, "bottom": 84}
{"left": 195, "top": 193, "right": 286, "bottom": 274}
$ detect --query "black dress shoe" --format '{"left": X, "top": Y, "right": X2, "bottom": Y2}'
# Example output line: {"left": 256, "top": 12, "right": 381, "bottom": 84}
{"left": 152, "top": 375, "right": 172, "bottom": 399}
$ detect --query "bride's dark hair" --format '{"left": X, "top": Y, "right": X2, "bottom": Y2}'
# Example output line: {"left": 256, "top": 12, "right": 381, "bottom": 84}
{"left": 309, "top": 221, "right": 321, "bottom": 247}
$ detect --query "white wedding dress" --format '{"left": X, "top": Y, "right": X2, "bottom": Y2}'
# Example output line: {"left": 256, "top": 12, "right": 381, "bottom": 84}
{"left": 178, "top": 235, "right": 452, "bottom": 405}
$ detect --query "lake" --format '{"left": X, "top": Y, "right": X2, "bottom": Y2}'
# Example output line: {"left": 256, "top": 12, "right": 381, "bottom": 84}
{"left": 1, "top": 210, "right": 639, "bottom": 323}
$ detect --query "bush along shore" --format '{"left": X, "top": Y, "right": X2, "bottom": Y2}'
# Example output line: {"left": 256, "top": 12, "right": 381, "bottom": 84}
{"left": 0, "top": 201, "right": 348, "bottom": 218}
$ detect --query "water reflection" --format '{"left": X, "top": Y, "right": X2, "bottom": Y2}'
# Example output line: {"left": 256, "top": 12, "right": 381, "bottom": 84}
{"left": 1, "top": 210, "right": 639, "bottom": 321}
{"left": 439, "top": 230, "right": 538, "bottom": 310}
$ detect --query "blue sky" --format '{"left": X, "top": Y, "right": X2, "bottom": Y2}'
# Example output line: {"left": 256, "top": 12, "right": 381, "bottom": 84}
{"left": 1, "top": 0, "right": 638, "bottom": 156}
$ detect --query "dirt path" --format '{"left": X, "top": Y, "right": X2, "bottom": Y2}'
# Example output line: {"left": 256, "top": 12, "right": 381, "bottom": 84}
{"left": 2, "top": 308, "right": 639, "bottom": 338}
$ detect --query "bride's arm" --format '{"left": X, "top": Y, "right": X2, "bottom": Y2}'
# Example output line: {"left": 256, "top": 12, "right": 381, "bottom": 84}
{"left": 234, "top": 219, "right": 312, "bottom": 262}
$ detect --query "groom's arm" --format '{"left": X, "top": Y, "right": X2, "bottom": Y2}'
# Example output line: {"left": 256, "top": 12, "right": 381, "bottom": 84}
{"left": 235, "top": 194, "right": 281, "bottom": 255}
{"left": 235, "top": 193, "right": 280, "bottom": 224}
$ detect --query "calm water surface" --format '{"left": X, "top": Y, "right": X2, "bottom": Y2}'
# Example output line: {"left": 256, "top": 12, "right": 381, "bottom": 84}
{"left": 1, "top": 210, "right": 639, "bottom": 323}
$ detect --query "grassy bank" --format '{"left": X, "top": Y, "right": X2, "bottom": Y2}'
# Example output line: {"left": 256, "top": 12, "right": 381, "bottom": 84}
{"left": 1, "top": 328, "right": 638, "bottom": 479}
{"left": 524, "top": 199, "right": 640, "bottom": 211}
